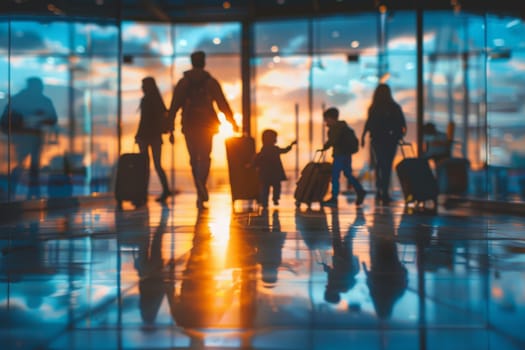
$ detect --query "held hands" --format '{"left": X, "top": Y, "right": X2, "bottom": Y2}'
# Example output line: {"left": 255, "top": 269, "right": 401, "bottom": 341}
{"left": 289, "top": 140, "right": 297, "bottom": 147}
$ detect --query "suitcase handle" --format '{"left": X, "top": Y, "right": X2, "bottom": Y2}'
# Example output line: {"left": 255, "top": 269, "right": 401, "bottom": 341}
{"left": 398, "top": 140, "right": 416, "bottom": 159}
{"left": 313, "top": 149, "right": 327, "bottom": 163}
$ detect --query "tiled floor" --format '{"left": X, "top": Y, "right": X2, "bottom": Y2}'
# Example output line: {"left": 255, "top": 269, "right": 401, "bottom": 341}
{"left": 1, "top": 190, "right": 525, "bottom": 350}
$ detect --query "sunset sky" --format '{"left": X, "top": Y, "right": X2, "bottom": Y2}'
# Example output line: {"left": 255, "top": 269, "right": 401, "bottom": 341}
{"left": 1, "top": 11, "right": 524, "bottom": 191}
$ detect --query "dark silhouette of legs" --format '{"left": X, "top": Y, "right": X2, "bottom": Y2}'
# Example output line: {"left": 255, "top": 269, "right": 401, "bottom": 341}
{"left": 184, "top": 129, "right": 213, "bottom": 208}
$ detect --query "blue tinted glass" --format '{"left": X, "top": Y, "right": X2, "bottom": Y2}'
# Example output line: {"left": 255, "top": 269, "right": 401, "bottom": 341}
{"left": 10, "top": 20, "right": 69, "bottom": 54}
{"left": 0, "top": 19, "right": 7, "bottom": 53}
{"left": 487, "top": 15, "right": 525, "bottom": 50}
{"left": 175, "top": 23, "right": 241, "bottom": 55}
{"left": 122, "top": 22, "right": 173, "bottom": 55}
{"left": 423, "top": 11, "right": 485, "bottom": 52}
{"left": 255, "top": 19, "right": 308, "bottom": 55}
{"left": 74, "top": 22, "right": 118, "bottom": 55}
{"left": 318, "top": 14, "right": 378, "bottom": 54}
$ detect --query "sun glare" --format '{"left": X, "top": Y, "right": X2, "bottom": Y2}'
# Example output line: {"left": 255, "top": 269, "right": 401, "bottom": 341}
{"left": 208, "top": 204, "right": 232, "bottom": 245}
{"left": 216, "top": 112, "right": 242, "bottom": 139}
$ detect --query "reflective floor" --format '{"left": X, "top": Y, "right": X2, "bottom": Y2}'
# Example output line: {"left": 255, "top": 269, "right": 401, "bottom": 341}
{"left": 1, "top": 189, "right": 525, "bottom": 350}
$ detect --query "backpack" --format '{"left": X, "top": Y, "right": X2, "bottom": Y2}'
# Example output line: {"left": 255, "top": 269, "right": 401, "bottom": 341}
{"left": 341, "top": 123, "right": 359, "bottom": 154}
{"left": 185, "top": 75, "right": 211, "bottom": 110}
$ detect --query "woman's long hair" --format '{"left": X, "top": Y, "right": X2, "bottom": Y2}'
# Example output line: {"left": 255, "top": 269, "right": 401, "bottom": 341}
{"left": 370, "top": 83, "right": 394, "bottom": 109}
{"left": 141, "top": 76, "right": 165, "bottom": 111}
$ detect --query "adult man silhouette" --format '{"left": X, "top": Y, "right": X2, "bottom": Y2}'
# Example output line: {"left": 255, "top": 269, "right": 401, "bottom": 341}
{"left": 4, "top": 77, "right": 58, "bottom": 199}
{"left": 168, "top": 51, "right": 239, "bottom": 209}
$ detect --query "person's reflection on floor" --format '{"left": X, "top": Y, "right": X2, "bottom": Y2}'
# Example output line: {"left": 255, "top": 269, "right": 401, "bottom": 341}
{"left": 252, "top": 209, "right": 287, "bottom": 288}
{"left": 364, "top": 208, "right": 408, "bottom": 319}
{"left": 135, "top": 206, "right": 169, "bottom": 328}
{"left": 226, "top": 211, "right": 258, "bottom": 337}
{"left": 115, "top": 205, "right": 150, "bottom": 250}
{"left": 295, "top": 207, "right": 331, "bottom": 253}
{"left": 167, "top": 210, "right": 236, "bottom": 342}
{"left": 322, "top": 208, "right": 363, "bottom": 304}
{"left": 1, "top": 220, "right": 56, "bottom": 310}
{"left": 397, "top": 212, "right": 452, "bottom": 272}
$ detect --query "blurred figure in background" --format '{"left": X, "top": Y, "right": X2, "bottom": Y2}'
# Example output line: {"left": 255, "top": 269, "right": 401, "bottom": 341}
{"left": 2, "top": 77, "right": 58, "bottom": 199}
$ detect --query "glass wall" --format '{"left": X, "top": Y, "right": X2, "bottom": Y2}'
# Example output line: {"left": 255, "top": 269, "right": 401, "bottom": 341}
{"left": 0, "top": 18, "right": 119, "bottom": 202}
{"left": 1, "top": 10, "right": 524, "bottom": 203}
{"left": 253, "top": 19, "right": 310, "bottom": 188}
{"left": 0, "top": 19, "right": 8, "bottom": 202}
{"left": 486, "top": 15, "right": 525, "bottom": 199}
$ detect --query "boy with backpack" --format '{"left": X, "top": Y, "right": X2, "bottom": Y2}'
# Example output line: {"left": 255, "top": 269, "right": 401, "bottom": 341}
{"left": 319, "top": 107, "right": 366, "bottom": 207}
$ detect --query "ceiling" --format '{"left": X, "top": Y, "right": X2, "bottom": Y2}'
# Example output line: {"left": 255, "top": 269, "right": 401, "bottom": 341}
{"left": 1, "top": 0, "right": 524, "bottom": 23}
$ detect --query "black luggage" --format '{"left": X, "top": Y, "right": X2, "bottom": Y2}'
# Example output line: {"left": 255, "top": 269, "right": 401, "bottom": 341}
{"left": 395, "top": 142, "right": 438, "bottom": 211}
{"left": 294, "top": 151, "right": 332, "bottom": 208}
{"left": 225, "top": 136, "right": 259, "bottom": 204}
{"left": 114, "top": 152, "right": 149, "bottom": 209}
{"left": 436, "top": 157, "right": 470, "bottom": 195}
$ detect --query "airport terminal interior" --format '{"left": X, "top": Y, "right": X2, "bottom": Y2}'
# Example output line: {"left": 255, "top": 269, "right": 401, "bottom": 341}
{"left": 1, "top": 1, "right": 525, "bottom": 349}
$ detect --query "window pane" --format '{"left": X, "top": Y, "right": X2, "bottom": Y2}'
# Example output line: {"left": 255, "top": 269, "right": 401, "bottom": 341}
{"left": 175, "top": 23, "right": 241, "bottom": 55}
{"left": 255, "top": 19, "right": 309, "bottom": 55}
{"left": 74, "top": 57, "right": 119, "bottom": 195}
{"left": 10, "top": 20, "right": 69, "bottom": 54}
{"left": 0, "top": 20, "right": 7, "bottom": 202}
{"left": 318, "top": 14, "right": 378, "bottom": 54}
{"left": 487, "top": 15, "right": 525, "bottom": 50}
{"left": 74, "top": 22, "right": 119, "bottom": 55}
{"left": 122, "top": 21, "right": 173, "bottom": 56}
{"left": 254, "top": 55, "right": 309, "bottom": 181}
{"left": 8, "top": 55, "right": 69, "bottom": 200}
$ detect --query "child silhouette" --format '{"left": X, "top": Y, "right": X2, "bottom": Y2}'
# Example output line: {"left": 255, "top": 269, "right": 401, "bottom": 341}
{"left": 253, "top": 129, "right": 296, "bottom": 209}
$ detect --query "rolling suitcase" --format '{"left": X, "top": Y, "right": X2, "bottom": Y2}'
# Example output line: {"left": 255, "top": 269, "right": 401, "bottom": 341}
{"left": 114, "top": 152, "right": 149, "bottom": 209}
{"left": 225, "top": 136, "right": 259, "bottom": 204}
{"left": 396, "top": 142, "right": 438, "bottom": 211}
{"left": 436, "top": 157, "right": 470, "bottom": 195}
{"left": 294, "top": 151, "right": 332, "bottom": 208}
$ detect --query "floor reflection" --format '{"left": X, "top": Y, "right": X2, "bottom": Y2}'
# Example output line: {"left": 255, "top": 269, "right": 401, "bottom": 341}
{"left": 0, "top": 191, "right": 525, "bottom": 349}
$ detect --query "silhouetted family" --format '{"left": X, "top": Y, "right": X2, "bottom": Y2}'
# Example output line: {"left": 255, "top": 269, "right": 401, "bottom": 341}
{"left": 134, "top": 51, "right": 410, "bottom": 209}
{"left": 3, "top": 50, "right": 407, "bottom": 209}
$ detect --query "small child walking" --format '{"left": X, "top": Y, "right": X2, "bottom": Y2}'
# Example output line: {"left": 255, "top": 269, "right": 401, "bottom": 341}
{"left": 253, "top": 129, "right": 296, "bottom": 209}
{"left": 320, "top": 107, "right": 366, "bottom": 207}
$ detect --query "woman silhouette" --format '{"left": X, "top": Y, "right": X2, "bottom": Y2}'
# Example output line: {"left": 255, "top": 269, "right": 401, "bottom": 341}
{"left": 135, "top": 77, "right": 172, "bottom": 203}
{"left": 361, "top": 84, "right": 406, "bottom": 204}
